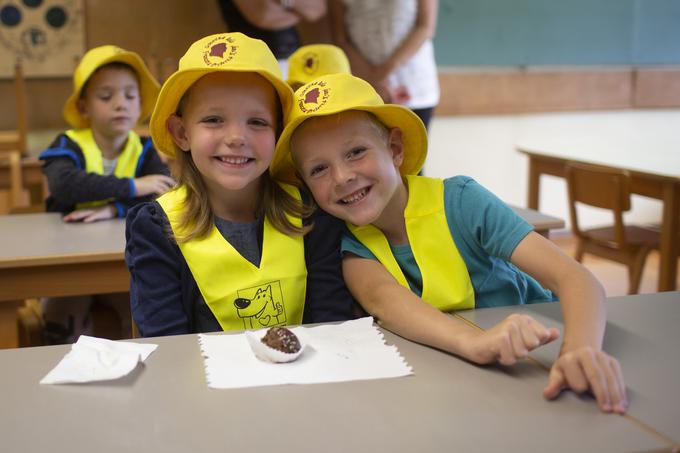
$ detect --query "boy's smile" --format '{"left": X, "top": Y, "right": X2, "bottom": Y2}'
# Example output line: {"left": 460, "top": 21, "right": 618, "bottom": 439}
{"left": 291, "top": 111, "right": 407, "bottom": 229}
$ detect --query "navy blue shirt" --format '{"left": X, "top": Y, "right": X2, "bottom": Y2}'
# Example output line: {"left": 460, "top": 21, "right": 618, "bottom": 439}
{"left": 125, "top": 200, "right": 357, "bottom": 337}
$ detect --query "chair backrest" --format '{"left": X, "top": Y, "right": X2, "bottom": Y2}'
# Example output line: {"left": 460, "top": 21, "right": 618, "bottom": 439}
{"left": 565, "top": 161, "right": 631, "bottom": 248}
{"left": 0, "top": 150, "right": 24, "bottom": 208}
{"left": 14, "top": 61, "right": 28, "bottom": 156}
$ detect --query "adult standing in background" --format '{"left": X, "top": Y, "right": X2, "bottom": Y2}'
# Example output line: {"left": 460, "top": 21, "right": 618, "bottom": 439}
{"left": 329, "top": 0, "right": 439, "bottom": 130}
{"left": 217, "top": 0, "right": 327, "bottom": 75}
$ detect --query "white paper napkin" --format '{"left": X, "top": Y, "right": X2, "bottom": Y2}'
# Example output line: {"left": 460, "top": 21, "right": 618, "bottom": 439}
{"left": 40, "top": 335, "right": 158, "bottom": 385}
{"left": 198, "top": 317, "right": 413, "bottom": 389}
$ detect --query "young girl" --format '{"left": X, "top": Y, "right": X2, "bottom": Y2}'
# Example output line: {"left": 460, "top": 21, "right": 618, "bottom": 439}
{"left": 125, "top": 33, "right": 355, "bottom": 336}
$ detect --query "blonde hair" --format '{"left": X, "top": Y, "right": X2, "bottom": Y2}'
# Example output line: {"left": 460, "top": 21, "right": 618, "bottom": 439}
{"left": 170, "top": 91, "right": 313, "bottom": 243}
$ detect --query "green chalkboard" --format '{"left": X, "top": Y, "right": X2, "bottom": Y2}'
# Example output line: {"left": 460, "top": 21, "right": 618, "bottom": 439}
{"left": 433, "top": 0, "right": 680, "bottom": 66}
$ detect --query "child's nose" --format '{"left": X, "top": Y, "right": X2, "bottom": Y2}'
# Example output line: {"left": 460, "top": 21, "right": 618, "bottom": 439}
{"left": 331, "top": 164, "right": 355, "bottom": 185}
{"left": 223, "top": 124, "right": 246, "bottom": 148}
{"left": 112, "top": 93, "right": 128, "bottom": 110}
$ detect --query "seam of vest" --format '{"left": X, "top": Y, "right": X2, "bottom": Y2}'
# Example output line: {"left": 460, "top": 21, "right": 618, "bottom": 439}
{"left": 113, "top": 201, "right": 125, "bottom": 218}
{"left": 38, "top": 148, "right": 83, "bottom": 169}
{"left": 135, "top": 137, "right": 152, "bottom": 176}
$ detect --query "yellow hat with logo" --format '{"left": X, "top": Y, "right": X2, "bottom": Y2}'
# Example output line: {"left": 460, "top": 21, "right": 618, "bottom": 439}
{"left": 63, "top": 45, "right": 160, "bottom": 129}
{"left": 150, "top": 32, "right": 294, "bottom": 157}
{"left": 272, "top": 73, "right": 427, "bottom": 185}
{"left": 287, "top": 44, "right": 351, "bottom": 88}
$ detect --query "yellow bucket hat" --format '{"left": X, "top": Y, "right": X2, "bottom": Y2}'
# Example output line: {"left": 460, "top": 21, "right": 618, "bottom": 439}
{"left": 287, "top": 44, "right": 351, "bottom": 87}
{"left": 150, "top": 32, "right": 294, "bottom": 157}
{"left": 63, "top": 45, "right": 160, "bottom": 129}
{"left": 272, "top": 73, "right": 427, "bottom": 185}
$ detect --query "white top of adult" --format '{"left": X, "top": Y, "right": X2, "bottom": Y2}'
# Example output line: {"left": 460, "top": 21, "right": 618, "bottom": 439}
{"left": 343, "top": 0, "right": 440, "bottom": 109}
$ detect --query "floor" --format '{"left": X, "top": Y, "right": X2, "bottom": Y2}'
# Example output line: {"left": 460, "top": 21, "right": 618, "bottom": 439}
{"left": 1, "top": 233, "right": 675, "bottom": 350}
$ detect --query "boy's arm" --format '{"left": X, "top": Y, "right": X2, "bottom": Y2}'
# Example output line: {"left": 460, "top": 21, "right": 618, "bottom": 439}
{"left": 511, "top": 232, "right": 627, "bottom": 413}
{"left": 343, "top": 253, "right": 558, "bottom": 365}
{"left": 43, "top": 156, "right": 134, "bottom": 207}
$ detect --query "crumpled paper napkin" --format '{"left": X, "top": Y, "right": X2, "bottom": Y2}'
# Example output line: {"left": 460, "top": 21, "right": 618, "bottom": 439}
{"left": 198, "top": 317, "right": 413, "bottom": 389}
{"left": 40, "top": 335, "right": 158, "bottom": 384}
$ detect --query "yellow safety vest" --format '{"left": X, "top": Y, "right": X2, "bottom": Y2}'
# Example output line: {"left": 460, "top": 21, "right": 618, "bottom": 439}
{"left": 348, "top": 175, "right": 475, "bottom": 311}
{"left": 65, "top": 129, "right": 143, "bottom": 209}
{"left": 157, "top": 184, "right": 307, "bottom": 331}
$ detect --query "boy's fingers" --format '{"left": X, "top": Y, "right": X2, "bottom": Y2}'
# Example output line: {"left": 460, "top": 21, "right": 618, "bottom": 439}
{"left": 543, "top": 367, "right": 566, "bottom": 399}
{"left": 496, "top": 334, "right": 517, "bottom": 366}
{"left": 609, "top": 357, "right": 628, "bottom": 412}
{"left": 598, "top": 353, "right": 626, "bottom": 413}
{"left": 581, "top": 354, "right": 612, "bottom": 412}
{"left": 506, "top": 322, "right": 529, "bottom": 360}
{"left": 546, "top": 327, "right": 561, "bottom": 343}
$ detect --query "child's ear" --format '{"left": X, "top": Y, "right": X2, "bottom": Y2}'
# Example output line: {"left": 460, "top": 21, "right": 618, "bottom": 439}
{"left": 76, "top": 99, "right": 89, "bottom": 120}
{"left": 166, "top": 115, "right": 191, "bottom": 152}
{"left": 388, "top": 127, "right": 405, "bottom": 167}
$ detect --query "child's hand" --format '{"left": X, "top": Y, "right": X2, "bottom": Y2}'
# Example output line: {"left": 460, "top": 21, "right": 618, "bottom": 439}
{"left": 133, "top": 174, "right": 175, "bottom": 197}
{"left": 544, "top": 347, "right": 627, "bottom": 414}
{"left": 465, "top": 314, "right": 560, "bottom": 365}
{"left": 63, "top": 205, "right": 117, "bottom": 223}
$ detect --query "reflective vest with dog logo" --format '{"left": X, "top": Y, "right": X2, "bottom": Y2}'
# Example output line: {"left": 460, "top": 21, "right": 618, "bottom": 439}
{"left": 65, "top": 129, "right": 145, "bottom": 210}
{"left": 157, "top": 184, "right": 307, "bottom": 331}
{"left": 348, "top": 175, "right": 475, "bottom": 312}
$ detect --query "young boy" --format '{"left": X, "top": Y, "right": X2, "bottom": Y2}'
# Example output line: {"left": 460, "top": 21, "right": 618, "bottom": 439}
{"left": 287, "top": 44, "right": 351, "bottom": 91}
{"left": 271, "top": 73, "right": 627, "bottom": 414}
{"left": 38, "top": 45, "right": 173, "bottom": 343}
{"left": 40, "top": 45, "right": 174, "bottom": 222}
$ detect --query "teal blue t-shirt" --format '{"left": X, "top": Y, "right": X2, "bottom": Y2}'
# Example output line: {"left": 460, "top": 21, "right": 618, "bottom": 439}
{"left": 341, "top": 176, "right": 556, "bottom": 308}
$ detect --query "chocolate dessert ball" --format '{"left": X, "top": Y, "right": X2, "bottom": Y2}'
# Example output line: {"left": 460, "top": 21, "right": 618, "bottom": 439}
{"left": 261, "top": 327, "right": 301, "bottom": 354}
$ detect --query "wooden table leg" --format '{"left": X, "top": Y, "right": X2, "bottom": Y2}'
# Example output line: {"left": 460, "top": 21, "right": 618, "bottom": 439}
{"left": 527, "top": 157, "right": 540, "bottom": 210}
{"left": 658, "top": 182, "right": 680, "bottom": 291}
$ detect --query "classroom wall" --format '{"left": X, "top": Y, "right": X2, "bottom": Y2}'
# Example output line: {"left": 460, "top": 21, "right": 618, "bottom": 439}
{"left": 434, "top": 0, "right": 680, "bottom": 66}
{"left": 0, "top": 0, "right": 226, "bottom": 131}
{"left": 3, "top": 0, "right": 680, "bottom": 133}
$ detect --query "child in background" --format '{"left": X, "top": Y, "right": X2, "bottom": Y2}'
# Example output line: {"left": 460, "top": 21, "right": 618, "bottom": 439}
{"left": 287, "top": 44, "right": 351, "bottom": 91}
{"left": 37, "top": 45, "right": 172, "bottom": 344}
{"left": 40, "top": 45, "right": 173, "bottom": 222}
{"left": 125, "top": 33, "right": 355, "bottom": 336}
{"left": 271, "top": 73, "right": 627, "bottom": 414}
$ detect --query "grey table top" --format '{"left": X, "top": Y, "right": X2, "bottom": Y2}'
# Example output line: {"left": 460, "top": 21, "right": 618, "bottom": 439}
{"left": 457, "top": 291, "right": 680, "bottom": 448}
{"left": 0, "top": 213, "right": 125, "bottom": 267}
{"left": 0, "top": 308, "right": 672, "bottom": 453}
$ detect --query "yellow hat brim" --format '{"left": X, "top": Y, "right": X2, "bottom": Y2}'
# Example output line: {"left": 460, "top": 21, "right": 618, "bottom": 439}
{"left": 272, "top": 102, "right": 427, "bottom": 186}
{"left": 63, "top": 50, "right": 160, "bottom": 129}
{"left": 149, "top": 67, "right": 293, "bottom": 157}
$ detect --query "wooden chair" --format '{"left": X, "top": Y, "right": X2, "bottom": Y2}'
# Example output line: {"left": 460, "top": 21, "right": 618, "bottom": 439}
{"left": 0, "top": 149, "right": 24, "bottom": 209}
{"left": 566, "top": 162, "right": 660, "bottom": 294}
{"left": 0, "top": 61, "right": 28, "bottom": 156}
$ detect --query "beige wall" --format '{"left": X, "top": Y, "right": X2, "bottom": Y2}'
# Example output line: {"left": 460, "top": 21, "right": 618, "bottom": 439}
{"left": 0, "top": 0, "right": 226, "bottom": 131}
{"left": 1, "top": 1, "right": 679, "bottom": 131}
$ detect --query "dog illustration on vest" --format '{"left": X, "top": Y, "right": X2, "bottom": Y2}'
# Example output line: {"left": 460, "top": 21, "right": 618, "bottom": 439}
{"left": 234, "top": 283, "right": 286, "bottom": 329}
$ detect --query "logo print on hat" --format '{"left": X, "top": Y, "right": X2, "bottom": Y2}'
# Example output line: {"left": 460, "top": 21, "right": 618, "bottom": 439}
{"left": 203, "top": 35, "right": 238, "bottom": 67}
{"left": 302, "top": 52, "right": 318, "bottom": 75}
{"left": 298, "top": 80, "right": 329, "bottom": 113}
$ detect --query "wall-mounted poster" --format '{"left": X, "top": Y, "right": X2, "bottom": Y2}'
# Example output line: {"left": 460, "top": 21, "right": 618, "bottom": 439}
{"left": 0, "top": 0, "right": 84, "bottom": 78}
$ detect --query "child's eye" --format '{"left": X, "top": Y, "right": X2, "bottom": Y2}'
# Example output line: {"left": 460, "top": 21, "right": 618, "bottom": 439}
{"left": 347, "top": 147, "right": 367, "bottom": 159}
{"left": 309, "top": 164, "right": 327, "bottom": 177}
{"left": 98, "top": 94, "right": 112, "bottom": 101}
{"left": 125, "top": 91, "right": 139, "bottom": 100}
{"left": 200, "top": 116, "right": 222, "bottom": 124}
{"left": 249, "top": 118, "right": 271, "bottom": 127}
